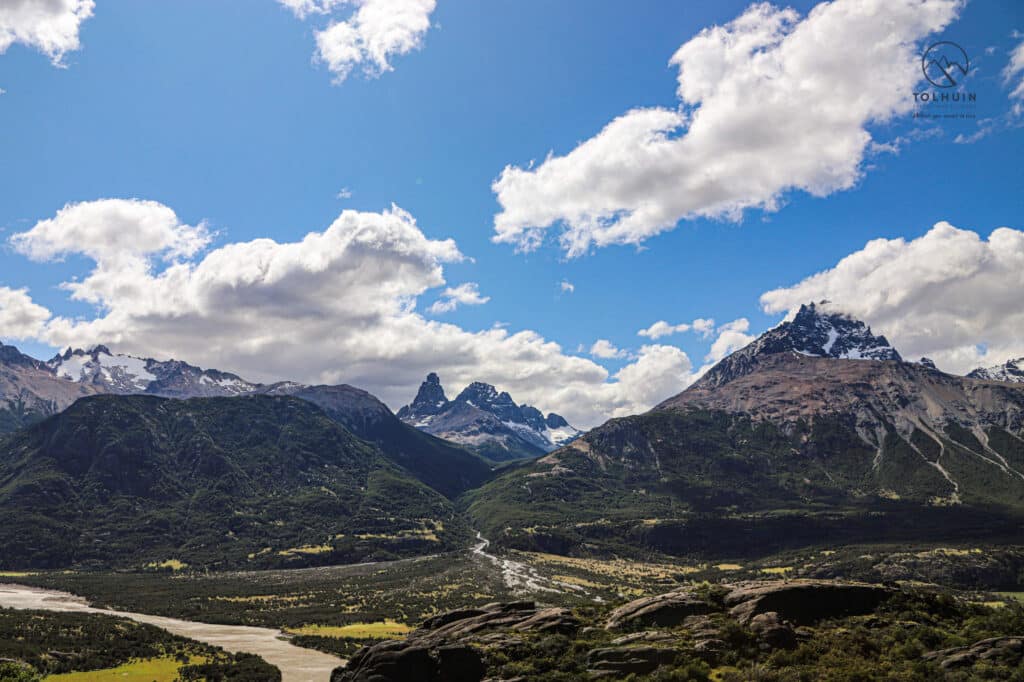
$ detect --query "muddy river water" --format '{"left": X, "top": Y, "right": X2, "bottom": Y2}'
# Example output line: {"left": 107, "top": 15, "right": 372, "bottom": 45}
{"left": 0, "top": 583, "right": 345, "bottom": 682}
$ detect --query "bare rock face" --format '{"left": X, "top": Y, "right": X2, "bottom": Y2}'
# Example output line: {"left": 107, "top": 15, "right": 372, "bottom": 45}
{"left": 748, "top": 612, "right": 797, "bottom": 650}
{"left": 924, "top": 636, "right": 1024, "bottom": 670}
{"left": 1, "top": 342, "right": 101, "bottom": 433}
{"left": 724, "top": 580, "right": 893, "bottom": 625}
{"left": 605, "top": 589, "right": 717, "bottom": 630}
{"left": 333, "top": 641, "right": 485, "bottom": 682}
{"left": 332, "top": 602, "right": 579, "bottom": 682}
{"left": 586, "top": 646, "right": 677, "bottom": 678}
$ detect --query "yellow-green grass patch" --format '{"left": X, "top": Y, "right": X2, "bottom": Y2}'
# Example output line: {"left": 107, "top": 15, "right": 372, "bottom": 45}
{"left": 145, "top": 559, "right": 188, "bottom": 571}
{"left": 277, "top": 544, "right": 332, "bottom": 556}
{"left": 287, "top": 619, "right": 412, "bottom": 639}
{"left": 44, "top": 655, "right": 201, "bottom": 681}
{"left": 760, "top": 566, "right": 794, "bottom": 575}
{"left": 995, "top": 592, "right": 1024, "bottom": 603}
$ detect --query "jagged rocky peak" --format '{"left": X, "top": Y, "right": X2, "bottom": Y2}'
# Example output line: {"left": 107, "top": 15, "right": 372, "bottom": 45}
{"left": 0, "top": 341, "right": 45, "bottom": 369}
{"left": 454, "top": 382, "right": 522, "bottom": 422}
{"left": 546, "top": 413, "right": 570, "bottom": 428}
{"left": 697, "top": 302, "right": 902, "bottom": 389}
{"left": 397, "top": 373, "right": 581, "bottom": 458}
{"left": 918, "top": 357, "right": 938, "bottom": 369}
{"left": 968, "top": 357, "right": 1024, "bottom": 383}
{"left": 397, "top": 372, "right": 450, "bottom": 422}
{"left": 757, "top": 302, "right": 901, "bottom": 361}
{"left": 49, "top": 345, "right": 157, "bottom": 393}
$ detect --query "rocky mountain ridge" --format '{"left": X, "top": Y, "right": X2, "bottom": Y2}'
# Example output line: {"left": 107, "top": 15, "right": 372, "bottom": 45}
{"left": 969, "top": 357, "right": 1024, "bottom": 383}
{"left": 397, "top": 373, "right": 580, "bottom": 461}
{"left": 465, "top": 303, "right": 1024, "bottom": 558}
{"left": 696, "top": 302, "right": 901, "bottom": 390}
{"left": 2, "top": 343, "right": 493, "bottom": 498}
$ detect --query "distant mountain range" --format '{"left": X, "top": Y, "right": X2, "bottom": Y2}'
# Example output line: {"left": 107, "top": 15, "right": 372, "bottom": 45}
{"left": 3, "top": 302, "right": 1024, "bottom": 568}
{"left": 467, "top": 303, "right": 1024, "bottom": 558}
{"left": 0, "top": 394, "right": 470, "bottom": 569}
{"left": 1, "top": 342, "right": 493, "bottom": 500}
{"left": 397, "top": 373, "right": 580, "bottom": 461}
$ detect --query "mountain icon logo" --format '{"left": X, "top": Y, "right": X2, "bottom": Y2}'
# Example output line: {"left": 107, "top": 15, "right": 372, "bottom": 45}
{"left": 922, "top": 41, "right": 970, "bottom": 88}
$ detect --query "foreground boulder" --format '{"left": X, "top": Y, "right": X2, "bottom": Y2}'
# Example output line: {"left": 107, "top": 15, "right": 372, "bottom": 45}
{"left": 333, "top": 641, "right": 484, "bottom": 682}
{"left": 332, "top": 601, "right": 579, "bottom": 682}
{"left": 748, "top": 611, "right": 797, "bottom": 650}
{"left": 724, "top": 580, "right": 893, "bottom": 624}
{"left": 605, "top": 589, "right": 716, "bottom": 630}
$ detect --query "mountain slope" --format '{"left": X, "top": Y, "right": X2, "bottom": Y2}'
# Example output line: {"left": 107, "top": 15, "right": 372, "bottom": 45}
{"left": 0, "top": 343, "right": 101, "bottom": 433}
{"left": 0, "top": 394, "right": 469, "bottom": 569}
{"left": 3, "top": 344, "right": 492, "bottom": 497}
{"left": 398, "top": 373, "right": 580, "bottom": 460}
{"left": 466, "top": 304, "right": 1024, "bottom": 558}
{"left": 268, "top": 383, "right": 493, "bottom": 497}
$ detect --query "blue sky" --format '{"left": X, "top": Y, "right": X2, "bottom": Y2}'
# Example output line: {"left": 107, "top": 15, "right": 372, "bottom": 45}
{"left": 0, "top": 0, "right": 1022, "bottom": 426}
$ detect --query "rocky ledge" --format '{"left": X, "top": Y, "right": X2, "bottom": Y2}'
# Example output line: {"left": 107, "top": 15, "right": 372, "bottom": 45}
{"left": 332, "top": 580, "right": 905, "bottom": 681}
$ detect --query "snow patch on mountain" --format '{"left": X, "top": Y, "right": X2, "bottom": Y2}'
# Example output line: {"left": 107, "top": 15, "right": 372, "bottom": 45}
{"left": 48, "top": 345, "right": 258, "bottom": 397}
{"left": 968, "top": 358, "right": 1024, "bottom": 383}
{"left": 398, "top": 373, "right": 580, "bottom": 459}
{"left": 698, "top": 302, "right": 902, "bottom": 389}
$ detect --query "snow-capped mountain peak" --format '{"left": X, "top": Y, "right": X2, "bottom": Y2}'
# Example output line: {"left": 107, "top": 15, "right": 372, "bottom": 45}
{"left": 50, "top": 346, "right": 157, "bottom": 393}
{"left": 758, "top": 302, "right": 901, "bottom": 361}
{"left": 397, "top": 373, "right": 580, "bottom": 459}
{"left": 48, "top": 346, "right": 258, "bottom": 397}
{"left": 968, "top": 357, "right": 1024, "bottom": 383}
{"left": 697, "top": 302, "right": 902, "bottom": 389}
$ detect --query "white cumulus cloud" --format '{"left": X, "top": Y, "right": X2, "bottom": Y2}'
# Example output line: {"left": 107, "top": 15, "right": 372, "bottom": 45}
{"left": 760, "top": 221, "right": 1024, "bottom": 374}
{"left": 280, "top": 0, "right": 436, "bottom": 83}
{"left": 589, "top": 339, "right": 626, "bottom": 359}
{"left": 0, "top": 286, "right": 51, "bottom": 341}
{"left": 8, "top": 199, "right": 735, "bottom": 427}
{"left": 704, "top": 318, "right": 755, "bottom": 364}
{"left": 427, "top": 282, "right": 489, "bottom": 314}
{"left": 0, "top": 0, "right": 94, "bottom": 65}
{"left": 492, "top": 0, "right": 962, "bottom": 257}
{"left": 638, "top": 320, "right": 691, "bottom": 339}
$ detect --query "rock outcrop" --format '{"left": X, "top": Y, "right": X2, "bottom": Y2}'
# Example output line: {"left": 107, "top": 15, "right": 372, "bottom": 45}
{"left": 723, "top": 580, "right": 893, "bottom": 624}
{"left": 332, "top": 601, "right": 579, "bottom": 682}
{"left": 605, "top": 589, "right": 716, "bottom": 630}
{"left": 924, "top": 636, "right": 1024, "bottom": 670}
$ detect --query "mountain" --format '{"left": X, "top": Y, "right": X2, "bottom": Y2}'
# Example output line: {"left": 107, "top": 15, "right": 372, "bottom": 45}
{"left": 968, "top": 357, "right": 1024, "bottom": 383}
{"left": 265, "top": 382, "right": 493, "bottom": 497}
{"left": 48, "top": 345, "right": 259, "bottom": 397}
{"left": 697, "top": 301, "right": 901, "bottom": 389}
{"left": 466, "top": 303, "right": 1024, "bottom": 558}
{"left": 2, "top": 344, "right": 492, "bottom": 497}
{"left": 0, "top": 394, "right": 470, "bottom": 570}
{"left": 397, "top": 373, "right": 580, "bottom": 461}
{"left": 0, "top": 342, "right": 101, "bottom": 434}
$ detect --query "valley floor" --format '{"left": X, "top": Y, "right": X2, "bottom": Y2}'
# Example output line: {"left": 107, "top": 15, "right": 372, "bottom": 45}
{"left": 2, "top": 540, "right": 1024, "bottom": 680}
